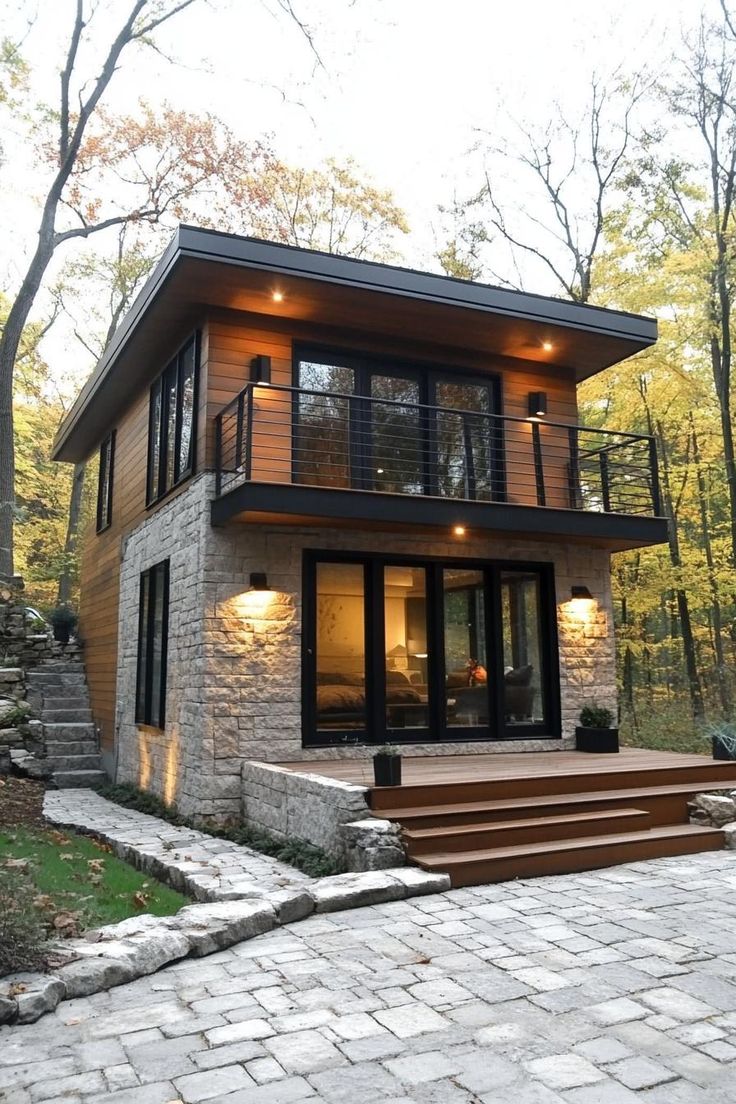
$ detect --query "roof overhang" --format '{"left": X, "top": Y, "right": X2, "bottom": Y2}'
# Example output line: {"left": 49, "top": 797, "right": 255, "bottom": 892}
{"left": 52, "top": 225, "right": 658, "bottom": 463}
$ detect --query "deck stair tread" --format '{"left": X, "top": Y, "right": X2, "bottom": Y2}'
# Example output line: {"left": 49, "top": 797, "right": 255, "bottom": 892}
{"left": 403, "top": 806, "right": 650, "bottom": 840}
{"left": 381, "top": 781, "right": 736, "bottom": 824}
{"left": 412, "top": 823, "right": 725, "bottom": 886}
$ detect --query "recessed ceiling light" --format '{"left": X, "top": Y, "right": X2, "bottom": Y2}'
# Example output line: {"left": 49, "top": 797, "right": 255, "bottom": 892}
{"left": 542, "top": 340, "right": 553, "bottom": 352}
{"left": 453, "top": 525, "right": 466, "bottom": 537}
{"left": 272, "top": 290, "right": 284, "bottom": 302}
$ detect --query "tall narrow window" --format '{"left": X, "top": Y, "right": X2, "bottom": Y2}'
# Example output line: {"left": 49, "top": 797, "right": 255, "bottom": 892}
{"left": 135, "top": 560, "right": 169, "bottom": 728}
{"left": 147, "top": 333, "right": 199, "bottom": 504}
{"left": 314, "top": 562, "right": 366, "bottom": 733}
{"left": 96, "top": 431, "right": 115, "bottom": 533}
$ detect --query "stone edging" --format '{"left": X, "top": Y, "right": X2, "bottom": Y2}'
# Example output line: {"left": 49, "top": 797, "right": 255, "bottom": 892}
{"left": 690, "top": 790, "right": 736, "bottom": 844}
{"left": 0, "top": 800, "right": 449, "bottom": 1027}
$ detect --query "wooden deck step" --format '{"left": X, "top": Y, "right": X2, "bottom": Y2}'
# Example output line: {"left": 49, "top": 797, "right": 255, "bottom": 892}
{"left": 414, "top": 824, "right": 724, "bottom": 886}
{"left": 371, "top": 760, "right": 736, "bottom": 811}
{"left": 403, "top": 807, "right": 652, "bottom": 854}
{"left": 380, "top": 781, "right": 732, "bottom": 830}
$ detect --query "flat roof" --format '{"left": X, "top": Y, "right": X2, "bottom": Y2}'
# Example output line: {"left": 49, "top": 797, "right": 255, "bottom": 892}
{"left": 52, "top": 225, "right": 657, "bottom": 462}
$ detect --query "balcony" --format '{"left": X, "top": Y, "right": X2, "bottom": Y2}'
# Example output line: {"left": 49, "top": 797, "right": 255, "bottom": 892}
{"left": 212, "top": 383, "right": 667, "bottom": 548}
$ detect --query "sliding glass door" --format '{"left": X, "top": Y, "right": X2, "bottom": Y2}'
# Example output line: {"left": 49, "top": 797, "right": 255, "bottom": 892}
{"left": 293, "top": 348, "right": 503, "bottom": 500}
{"left": 303, "top": 552, "right": 559, "bottom": 747}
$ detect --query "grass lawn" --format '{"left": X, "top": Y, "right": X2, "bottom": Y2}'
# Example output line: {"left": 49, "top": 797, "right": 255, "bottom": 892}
{"left": 1, "top": 825, "right": 187, "bottom": 935}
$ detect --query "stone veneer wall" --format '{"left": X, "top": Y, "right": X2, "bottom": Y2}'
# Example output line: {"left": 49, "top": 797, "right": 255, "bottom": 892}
{"left": 114, "top": 474, "right": 618, "bottom": 823}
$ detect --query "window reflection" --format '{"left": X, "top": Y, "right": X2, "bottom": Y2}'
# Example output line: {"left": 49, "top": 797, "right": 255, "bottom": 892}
{"left": 296, "top": 361, "right": 354, "bottom": 488}
{"left": 501, "top": 571, "right": 544, "bottom": 726}
{"left": 315, "top": 563, "right": 366, "bottom": 731}
{"left": 384, "top": 565, "right": 429, "bottom": 729}
{"left": 443, "top": 569, "right": 488, "bottom": 727}
{"left": 370, "top": 374, "right": 423, "bottom": 494}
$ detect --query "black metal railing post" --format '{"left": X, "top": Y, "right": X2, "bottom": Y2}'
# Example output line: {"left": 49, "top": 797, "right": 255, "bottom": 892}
{"left": 567, "top": 426, "right": 581, "bottom": 509}
{"left": 531, "top": 420, "right": 546, "bottom": 506}
{"left": 235, "top": 391, "right": 245, "bottom": 469}
{"left": 599, "top": 451, "right": 611, "bottom": 512}
{"left": 648, "top": 436, "right": 662, "bottom": 516}
{"left": 214, "top": 411, "right": 223, "bottom": 496}
{"left": 244, "top": 386, "right": 254, "bottom": 482}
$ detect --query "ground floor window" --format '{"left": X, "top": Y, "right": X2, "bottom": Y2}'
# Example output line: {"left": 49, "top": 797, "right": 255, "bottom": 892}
{"left": 135, "top": 560, "right": 169, "bottom": 729}
{"left": 302, "top": 552, "right": 560, "bottom": 747}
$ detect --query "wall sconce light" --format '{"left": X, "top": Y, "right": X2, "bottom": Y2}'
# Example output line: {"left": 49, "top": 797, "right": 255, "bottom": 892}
{"left": 571, "top": 586, "right": 593, "bottom": 601}
{"left": 569, "top": 585, "right": 596, "bottom": 619}
{"left": 251, "top": 355, "right": 271, "bottom": 385}
{"left": 249, "top": 572, "right": 269, "bottom": 591}
{"left": 528, "top": 391, "right": 548, "bottom": 419}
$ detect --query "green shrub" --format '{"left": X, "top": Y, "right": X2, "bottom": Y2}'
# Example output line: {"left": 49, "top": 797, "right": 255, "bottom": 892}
{"left": 0, "top": 867, "right": 47, "bottom": 976}
{"left": 98, "top": 783, "right": 343, "bottom": 877}
{"left": 579, "top": 704, "right": 615, "bottom": 729}
{"left": 0, "top": 701, "right": 31, "bottom": 729}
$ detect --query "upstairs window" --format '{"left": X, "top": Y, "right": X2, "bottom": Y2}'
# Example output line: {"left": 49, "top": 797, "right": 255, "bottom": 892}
{"left": 147, "top": 334, "right": 199, "bottom": 504}
{"left": 135, "top": 559, "right": 169, "bottom": 729}
{"left": 96, "top": 431, "right": 115, "bottom": 533}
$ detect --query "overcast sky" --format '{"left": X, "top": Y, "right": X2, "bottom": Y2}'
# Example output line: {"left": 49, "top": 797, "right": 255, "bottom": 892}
{"left": 2, "top": 0, "right": 722, "bottom": 382}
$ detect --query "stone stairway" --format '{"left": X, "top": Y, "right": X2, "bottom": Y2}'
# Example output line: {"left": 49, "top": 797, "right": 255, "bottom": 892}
{"left": 26, "top": 652, "right": 106, "bottom": 788}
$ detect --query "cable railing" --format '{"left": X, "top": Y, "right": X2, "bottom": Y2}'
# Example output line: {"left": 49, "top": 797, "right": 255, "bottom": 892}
{"left": 214, "top": 382, "right": 662, "bottom": 518}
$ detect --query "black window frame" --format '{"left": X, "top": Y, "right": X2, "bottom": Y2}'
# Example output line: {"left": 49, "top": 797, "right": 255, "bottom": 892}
{"left": 135, "top": 559, "right": 170, "bottom": 729}
{"left": 302, "top": 550, "right": 560, "bottom": 749}
{"left": 96, "top": 430, "right": 116, "bottom": 533}
{"left": 146, "top": 332, "right": 200, "bottom": 506}
{"left": 292, "top": 343, "right": 506, "bottom": 502}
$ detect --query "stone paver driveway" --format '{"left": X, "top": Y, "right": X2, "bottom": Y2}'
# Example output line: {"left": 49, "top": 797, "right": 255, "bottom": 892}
{"left": 4, "top": 852, "right": 736, "bottom": 1104}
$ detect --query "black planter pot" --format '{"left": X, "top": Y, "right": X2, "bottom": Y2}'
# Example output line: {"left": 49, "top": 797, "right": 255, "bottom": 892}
{"left": 53, "top": 624, "right": 71, "bottom": 644}
{"left": 575, "top": 726, "right": 619, "bottom": 753}
{"left": 712, "top": 735, "right": 736, "bottom": 761}
{"left": 373, "top": 753, "right": 402, "bottom": 786}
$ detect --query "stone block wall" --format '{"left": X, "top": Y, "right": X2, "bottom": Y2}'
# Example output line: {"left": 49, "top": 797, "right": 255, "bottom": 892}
{"left": 241, "top": 760, "right": 371, "bottom": 861}
{"left": 115, "top": 475, "right": 226, "bottom": 819}
{"left": 205, "top": 521, "right": 616, "bottom": 765}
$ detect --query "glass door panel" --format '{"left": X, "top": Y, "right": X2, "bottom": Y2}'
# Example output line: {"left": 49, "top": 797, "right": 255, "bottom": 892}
{"left": 314, "top": 563, "right": 367, "bottom": 733}
{"left": 369, "top": 374, "right": 423, "bottom": 494}
{"left": 384, "top": 565, "right": 429, "bottom": 731}
{"left": 501, "top": 571, "right": 545, "bottom": 727}
{"left": 443, "top": 568, "right": 489, "bottom": 728}
{"left": 296, "top": 361, "right": 355, "bottom": 487}
{"left": 433, "top": 378, "right": 497, "bottom": 500}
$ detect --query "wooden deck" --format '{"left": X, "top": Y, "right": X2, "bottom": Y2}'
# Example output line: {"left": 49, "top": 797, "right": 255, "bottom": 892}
{"left": 279, "top": 749, "right": 736, "bottom": 887}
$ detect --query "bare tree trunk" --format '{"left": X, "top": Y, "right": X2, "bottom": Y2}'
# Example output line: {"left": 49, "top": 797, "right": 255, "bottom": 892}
{"left": 658, "top": 425, "right": 705, "bottom": 719}
{"left": 57, "top": 461, "right": 86, "bottom": 605}
{"left": 691, "top": 416, "right": 730, "bottom": 714}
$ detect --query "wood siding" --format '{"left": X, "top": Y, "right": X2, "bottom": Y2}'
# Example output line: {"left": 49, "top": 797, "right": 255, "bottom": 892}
{"left": 78, "top": 325, "right": 208, "bottom": 752}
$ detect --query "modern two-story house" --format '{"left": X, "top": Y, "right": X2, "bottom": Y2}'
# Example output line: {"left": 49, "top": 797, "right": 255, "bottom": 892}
{"left": 53, "top": 225, "right": 671, "bottom": 830}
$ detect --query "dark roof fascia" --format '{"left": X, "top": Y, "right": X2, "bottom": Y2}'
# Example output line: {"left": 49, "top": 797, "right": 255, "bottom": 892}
{"left": 177, "top": 225, "right": 657, "bottom": 344}
{"left": 52, "top": 225, "right": 658, "bottom": 460}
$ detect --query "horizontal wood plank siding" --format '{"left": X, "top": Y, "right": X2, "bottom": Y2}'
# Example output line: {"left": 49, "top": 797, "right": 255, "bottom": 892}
{"left": 78, "top": 326, "right": 208, "bottom": 751}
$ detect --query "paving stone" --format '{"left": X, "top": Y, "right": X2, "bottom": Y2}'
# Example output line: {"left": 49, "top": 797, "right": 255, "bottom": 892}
{"left": 265, "top": 1029, "right": 347, "bottom": 1073}
{"left": 638, "top": 987, "right": 717, "bottom": 1022}
{"left": 606, "top": 1055, "right": 680, "bottom": 1090}
{"left": 174, "top": 1063, "right": 253, "bottom": 1101}
{"left": 564, "top": 1081, "right": 641, "bottom": 1102}
{"left": 573, "top": 1037, "right": 634, "bottom": 1064}
{"left": 373, "top": 1003, "right": 448, "bottom": 1038}
{"left": 525, "top": 1053, "right": 607, "bottom": 1090}
{"left": 384, "top": 1049, "right": 462, "bottom": 1083}
{"left": 588, "top": 997, "right": 649, "bottom": 1025}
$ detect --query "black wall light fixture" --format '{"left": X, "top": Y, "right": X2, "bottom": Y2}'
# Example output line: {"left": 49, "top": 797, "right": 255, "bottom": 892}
{"left": 528, "top": 391, "right": 548, "bottom": 418}
{"left": 249, "top": 572, "right": 269, "bottom": 591}
{"left": 251, "top": 355, "right": 272, "bottom": 385}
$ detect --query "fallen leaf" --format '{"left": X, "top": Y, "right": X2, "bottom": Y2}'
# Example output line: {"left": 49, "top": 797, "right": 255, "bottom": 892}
{"left": 87, "top": 859, "right": 105, "bottom": 873}
{"left": 33, "top": 894, "right": 54, "bottom": 910}
{"left": 3, "top": 858, "right": 29, "bottom": 871}
{"left": 59, "top": 853, "right": 75, "bottom": 861}
{"left": 53, "top": 911, "right": 81, "bottom": 936}
{"left": 48, "top": 831, "right": 71, "bottom": 845}
{"left": 88, "top": 874, "right": 103, "bottom": 886}
{"left": 132, "top": 891, "right": 149, "bottom": 909}
{"left": 8, "top": 983, "right": 27, "bottom": 997}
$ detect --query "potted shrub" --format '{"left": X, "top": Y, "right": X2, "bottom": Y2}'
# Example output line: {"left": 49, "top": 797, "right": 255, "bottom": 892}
{"left": 50, "top": 606, "right": 78, "bottom": 644}
{"left": 373, "top": 744, "right": 402, "bottom": 786}
{"left": 708, "top": 722, "right": 736, "bottom": 761}
{"left": 575, "top": 704, "right": 619, "bottom": 753}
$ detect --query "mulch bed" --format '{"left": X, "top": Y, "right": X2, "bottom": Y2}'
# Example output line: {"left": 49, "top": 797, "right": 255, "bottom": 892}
{"left": 0, "top": 776, "right": 47, "bottom": 829}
